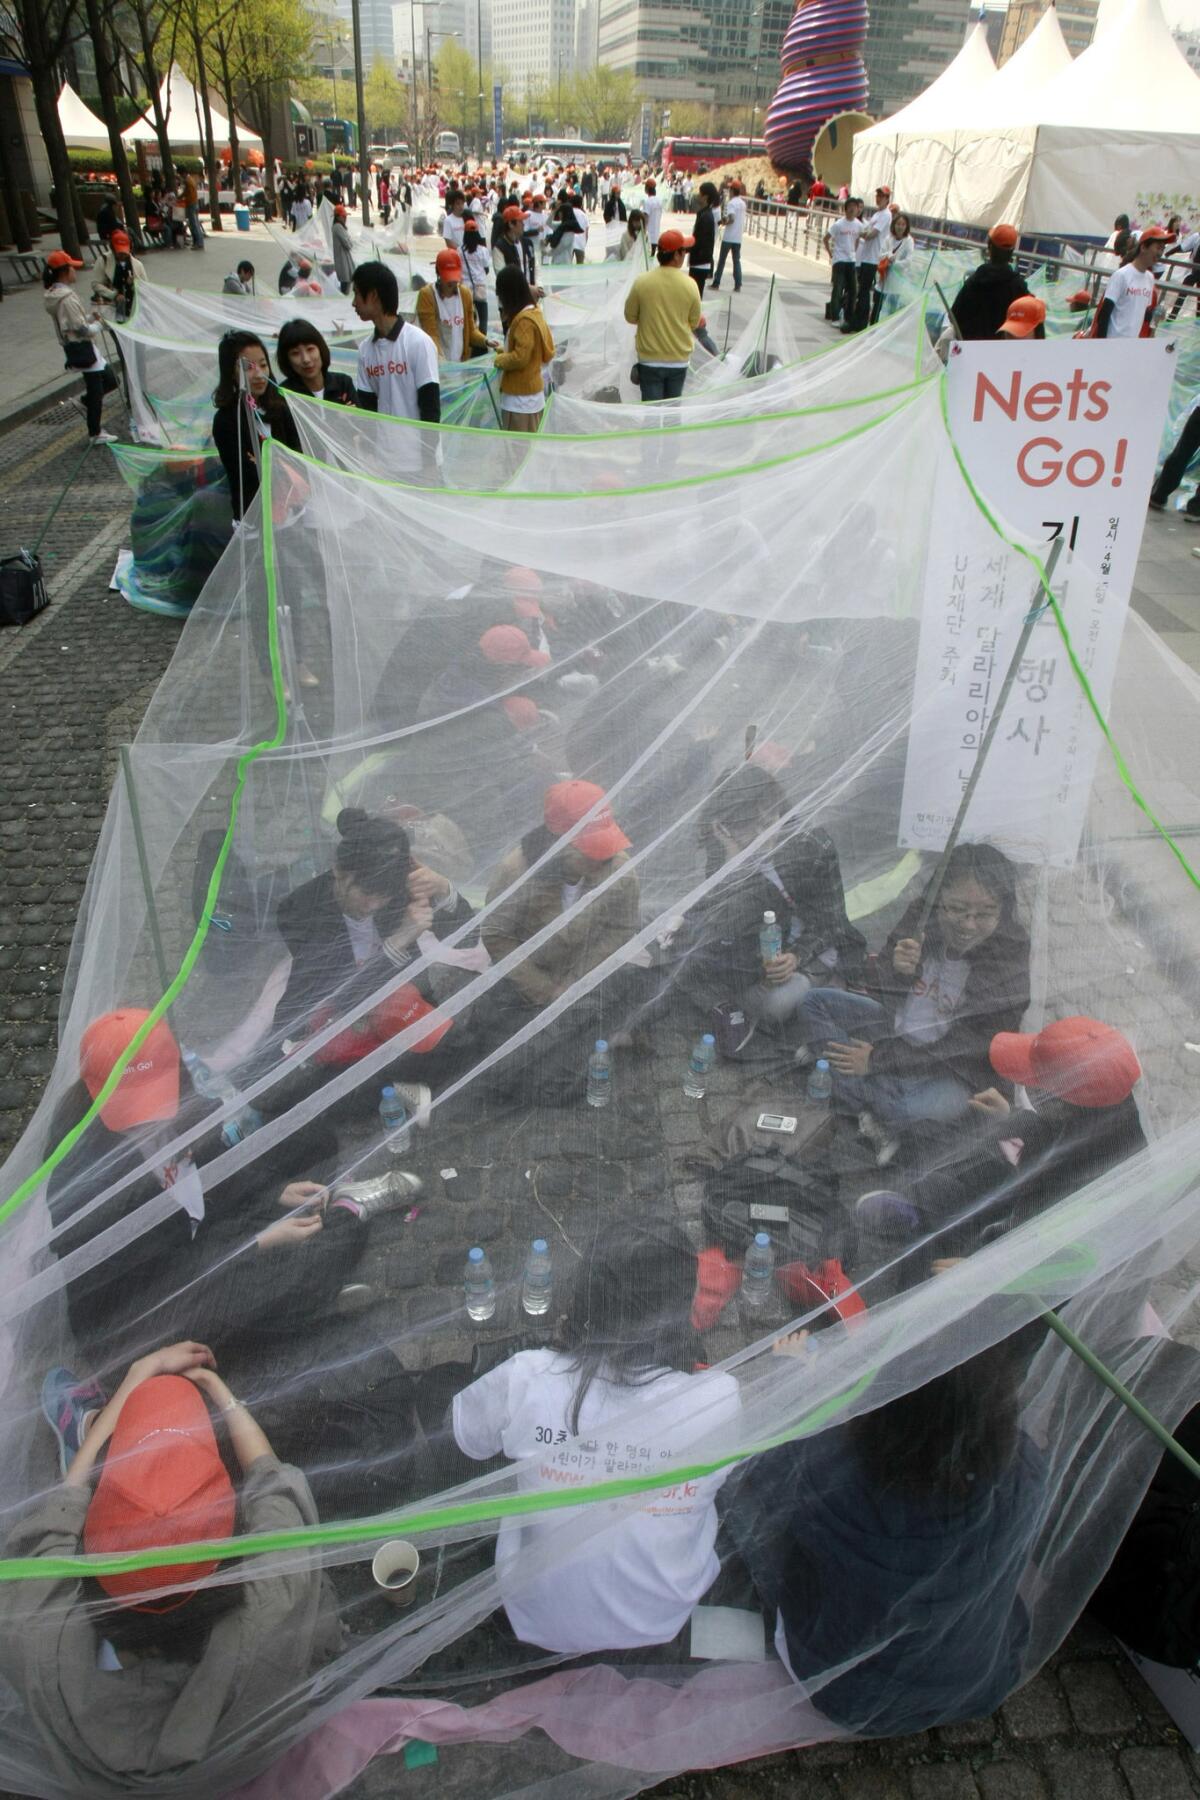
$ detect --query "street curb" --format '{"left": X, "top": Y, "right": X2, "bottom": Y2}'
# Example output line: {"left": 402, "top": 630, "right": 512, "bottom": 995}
{"left": 0, "top": 376, "right": 80, "bottom": 440}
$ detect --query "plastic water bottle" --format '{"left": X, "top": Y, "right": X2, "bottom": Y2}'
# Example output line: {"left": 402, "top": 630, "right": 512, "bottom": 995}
{"left": 806, "top": 1058, "right": 834, "bottom": 1103}
{"left": 521, "top": 1239, "right": 553, "bottom": 1317}
{"left": 586, "top": 1039, "right": 612, "bottom": 1108}
{"left": 464, "top": 1247, "right": 496, "bottom": 1322}
{"left": 683, "top": 1033, "right": 716, "bottom": 1099}
{"left": 379, "top": 1084, "right": 410, "bottom": 1160}
{"left": 741, "top": 1232, "right": 774, "bottom": 1313}
{"left": 183, "top": 1050, "right": 261, "bottom": 1149}
{"left": 759, "top": 910, "right": 783, "bottom": 965}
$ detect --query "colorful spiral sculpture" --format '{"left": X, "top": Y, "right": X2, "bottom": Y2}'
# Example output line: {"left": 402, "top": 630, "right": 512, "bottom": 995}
{"left": 763, "top": 0, "right": 870, "bottom": 179}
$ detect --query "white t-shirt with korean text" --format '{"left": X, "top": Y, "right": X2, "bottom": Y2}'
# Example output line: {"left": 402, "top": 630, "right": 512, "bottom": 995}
{"left": 435, "top": 287, "right": 465, "bottom": 363}
{"left": 453, "top": 1348, "right": 740, "bottom": 1653}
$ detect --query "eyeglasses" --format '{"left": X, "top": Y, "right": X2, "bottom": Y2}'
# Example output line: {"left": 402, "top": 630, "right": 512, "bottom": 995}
{"left": 940, "top": 903, "right": 1001, "bottom": 926}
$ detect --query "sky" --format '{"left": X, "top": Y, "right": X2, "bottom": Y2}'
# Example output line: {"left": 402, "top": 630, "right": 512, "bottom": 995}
{"left": 1161, "top": 0, "right": 1200, "bottom": 26}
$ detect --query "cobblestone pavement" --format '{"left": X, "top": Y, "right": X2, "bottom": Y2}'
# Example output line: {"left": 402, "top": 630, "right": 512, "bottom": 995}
{"left": 2, "top": 394, "right": 1200, "bottom": 1800}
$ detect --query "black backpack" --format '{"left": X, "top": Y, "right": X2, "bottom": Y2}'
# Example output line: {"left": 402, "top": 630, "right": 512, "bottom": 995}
{"left": 701, "top": 1145, "right": 832, "bottom": 1266}
{"left": 1088, "top": 1400, "right": 1200, "bottom": 1667}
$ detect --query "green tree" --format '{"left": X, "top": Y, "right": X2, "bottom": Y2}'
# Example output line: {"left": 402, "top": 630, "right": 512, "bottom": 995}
{"left": 435, "top": 38, "right": 485, "bottom": 151}
{"left": 569, "top": 64, "right": 639, "bottom": 140}
{"left": 364, "top": 56, "right": 405, "bottom": 139}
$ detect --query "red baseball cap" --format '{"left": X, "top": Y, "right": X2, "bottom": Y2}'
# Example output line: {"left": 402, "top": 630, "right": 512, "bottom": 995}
{"left": 47, "top": 249, "right": 84, "bottom": 272}
{"left": 989, "top": 1017, "right": 1142, "bottom": 1108}
{"left": 110, "top": 229, "right": 132, "bottom": 254}
{"left": 1138, "top": 225, "right": 1169, "bottom": 244}
{"left": 502, "top": 204, "right": 528, "bottom": 222}
{"left": 875, "top": 184, "right": 891, "bottom": 198}
{"left": 79, "top": 1009, "right": 180, "bottom": 1132}
{"left": 479, "top": 623, "right": 550, "bottom": 668}
{"left": 988, "top": 223, "right": 1019, "bottom": 249}
{"left": 84, "top": 1376, "right": 236, "bottom": 1611}
{"left": 435, "top": 247, "right": 464, "bottom": 278}
{"left": 998, "top": 295, "right": 1046, "bottom": 338}
{"left": 658, "top": 228, "right": 694, "bottom": 254}
{"left": 334, "top": 203, "right": 347, "bottom": 220}
{"left": 543, "top": 779, "right": 631, "bottom": 861}
{"left": 502, "top": 694, "right": 540, "bottom": 730}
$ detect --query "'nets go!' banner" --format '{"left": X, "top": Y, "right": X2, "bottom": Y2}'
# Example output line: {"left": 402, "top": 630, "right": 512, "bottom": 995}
{"left": 900, "top": 340, "right": 1175, "bottom": 866}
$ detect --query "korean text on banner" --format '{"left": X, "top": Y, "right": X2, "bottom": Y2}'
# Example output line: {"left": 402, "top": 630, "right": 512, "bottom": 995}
{"left": 898, "top": 340, "right": 1175, "bottom": 867}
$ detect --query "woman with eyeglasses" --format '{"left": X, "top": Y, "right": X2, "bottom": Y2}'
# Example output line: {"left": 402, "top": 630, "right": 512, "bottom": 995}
{"left": 799, "top": 843, "right": 1031, "bottom": 1157}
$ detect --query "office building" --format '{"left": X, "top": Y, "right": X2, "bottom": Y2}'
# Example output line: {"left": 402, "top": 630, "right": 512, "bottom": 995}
{"left": 575, "top": 0, "right": 599, "bottom": 71}
{"left": 466, "top": 0, "right": 493, "bottom": 69}
{"left": 864, "top": 0, "right": 975, "bottom": 115}
{"left": 998, "top": 0, "right": 1098, "bottom": 61}
{"left": 490, "top": 0, "right": 577, "bottom": 98}
{"left": 1172, "top": 25, "right": 1200, "bottom": 73}
{"left": 596, "top": 0, "right": 791, "bottom": 108}
{"left": 327, "top": 0, "right": 396, "bottom": 67}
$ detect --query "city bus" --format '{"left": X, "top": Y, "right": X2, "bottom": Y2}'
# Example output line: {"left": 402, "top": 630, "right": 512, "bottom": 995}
{"left": 508, "top": 136, "right": 631, "bottom": 166}
{"left": 435, "top": 129, "right": 462, "bottom": 159}
{"left": 654, "top": 135, "right": 764, "bottom": 175}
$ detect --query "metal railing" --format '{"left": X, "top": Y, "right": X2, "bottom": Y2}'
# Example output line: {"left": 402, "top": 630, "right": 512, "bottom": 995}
{"left": 743, "top": 197, "right": 1200, "bottom": 309}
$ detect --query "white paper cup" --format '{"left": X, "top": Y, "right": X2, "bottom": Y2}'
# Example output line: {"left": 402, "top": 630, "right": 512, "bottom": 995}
{"left": 371, "top": 1539, "right": 421, "bottom": 1605}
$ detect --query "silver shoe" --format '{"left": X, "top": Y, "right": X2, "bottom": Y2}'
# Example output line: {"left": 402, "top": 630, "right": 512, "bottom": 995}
{"left": 330, "top": 1170, "right": 423, "bottom": 1220}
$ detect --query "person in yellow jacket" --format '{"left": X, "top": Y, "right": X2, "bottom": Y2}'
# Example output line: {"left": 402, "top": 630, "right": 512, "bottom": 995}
{"left": 415, "top": 248, "right": 491, "bottom": 363}
{"left": 492, "top": 265, "right": 555, "bottom": 433}
{"left": 623, "top": 228, "right": 701, "bottom": 402}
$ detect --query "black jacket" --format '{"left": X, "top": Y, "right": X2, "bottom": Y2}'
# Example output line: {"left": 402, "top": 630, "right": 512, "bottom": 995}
{"left": 871, "top": 897, "right": 1031, "bottom": 1095}
{"left": 950, "top": 262, "right": 1030, "bottom": 340}
{"left": 280, "top": 370, "right": 357, "bottom": 405}
{"left": 690, "top": 206, "right": 718, "bottom": 273}
{"left": 911, "top": 1092, "right": 1148, "bottom": 1254}
{"left": 677, "top": 828, "right": 868, "bottom": 1011}
{"left": 211, "top": 395, "right": 301, "bottom": 519}
{"left": 273, "top": 867, "right": 476, "bottom": 1037}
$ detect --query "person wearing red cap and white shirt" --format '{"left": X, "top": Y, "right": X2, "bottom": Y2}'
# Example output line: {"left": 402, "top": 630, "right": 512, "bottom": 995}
{"left": 642, "top": 176, "right": 663, "bottom": 251}
{"left": 415, "top": 248, "right": 492, "bottom": 362}
{"left": 624, "top": 228, "right": 702, "bottom": 402}
{"left": 2, "top": 1341, "right": 336, "bottom": 1783}
{"left": 949, "top": 222, "right": 1029, "bottom": 341}
{"left": 439, "top": 188, "right": 468, "bottom": 248}
{"left": 44, "top": 250, "right": 120, "bottom": 443}
{"left": 845, "top": 184, "right": 893, "bottom": 333}
{"left": 1096, "top": 228, "right": 1166, "bottom": 338}
{"left": 480, "top": 780, "right": 640, "bottom": 1061}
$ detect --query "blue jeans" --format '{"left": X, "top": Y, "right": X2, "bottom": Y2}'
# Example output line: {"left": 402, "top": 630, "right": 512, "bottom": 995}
{"left": 713, "top": 241, "right": 742, "bottom": 289}
{"left": 799, "top": 987, "right": 973, "bottom": 1129}
{"left": 638, "top": 364, "right": 687, "bottom": 402}
{"left": 186, "top": 203, "right": 205, "bottom": 247}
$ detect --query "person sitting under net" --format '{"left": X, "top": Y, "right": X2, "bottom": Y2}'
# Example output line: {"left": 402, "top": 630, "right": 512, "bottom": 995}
{"left": 0, "top": 1341, "right": 338, "bottom": 1786}
{"left": 800, "top": 843, "right": 1031, "bottom": 1164}
{"left": 727, "top": 1331, "right": 1042, "bottom": 1735}
{"left": 44, "top": 1008, "right": 375, "bottom": 1363}
{"left": 674, "top": 764, "right": 867, "bottom": 1051}
{"left": 259, "top": 807, "right": 477, "bottom": 1135}
{"left": 451, "top": 1219, "right": 741, "bottom": 1655}
{"left": 474, "top": 780, "right": 647, "bottom": 1100}
{"left": 855, "top": 1017, "right": 1148, "bottom": 1274}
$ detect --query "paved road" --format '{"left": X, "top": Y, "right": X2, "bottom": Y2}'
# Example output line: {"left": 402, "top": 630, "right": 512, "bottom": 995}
{"left": 0, "top": 293, "right": 1198, "bottom": 1800}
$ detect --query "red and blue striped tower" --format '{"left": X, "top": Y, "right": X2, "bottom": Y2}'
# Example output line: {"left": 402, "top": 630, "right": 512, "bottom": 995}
{"left": 763, "top": 0, "right": 870, "bottom": 179}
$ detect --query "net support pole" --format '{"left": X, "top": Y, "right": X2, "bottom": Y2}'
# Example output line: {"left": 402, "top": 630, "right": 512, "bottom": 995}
{"left": 757, "top": 272, "right": 776, "bottom": 367}
{"left": 1039, "top": 1307, "right": 1200, "bottom": 1485}
{"left": 119, "top": 745, "right": 172, "bottom": 998}
{"left": 916, "top": 536, "right": 1064, "bottom": 937}
{"left": 482, "top": 371, "right": 504, "bottom": 430}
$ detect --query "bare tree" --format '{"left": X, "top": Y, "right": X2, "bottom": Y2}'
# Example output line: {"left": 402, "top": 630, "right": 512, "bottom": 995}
{"left": 112, "top": 0, "right": 179, "bottom": 190}
{"left": 85, "top": 0, "right": 146, "bottom": 248}
{"left": 5, "top": 0, "right": 86, "bottom": 255}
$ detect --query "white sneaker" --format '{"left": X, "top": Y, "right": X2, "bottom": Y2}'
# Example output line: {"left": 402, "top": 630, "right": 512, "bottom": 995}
{"left": 89, "top": 430, "right": 118, "bottom": 446}
{"left": 388, "top": 1081, "right": 432, "bottom": 1128}
{"left": 1192, "top": 547, "right": 1200, "bottom": 561}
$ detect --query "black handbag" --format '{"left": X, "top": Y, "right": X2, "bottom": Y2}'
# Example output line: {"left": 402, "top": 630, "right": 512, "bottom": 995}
{"left": 0, "top": 553, "right": 50, "bottom": 628}
{"left": 63, "top": 339, "right": 99, "bottom": 371}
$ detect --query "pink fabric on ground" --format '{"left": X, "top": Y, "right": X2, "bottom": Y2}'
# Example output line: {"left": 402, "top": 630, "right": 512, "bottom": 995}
{"left": 231, "top": 1662, "right": 834, "bottom": 1799}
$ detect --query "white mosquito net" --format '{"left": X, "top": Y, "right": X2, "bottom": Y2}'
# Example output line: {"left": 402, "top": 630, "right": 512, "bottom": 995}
{"left": 1, "top": 324, "right": 1199, "bottom": 1800}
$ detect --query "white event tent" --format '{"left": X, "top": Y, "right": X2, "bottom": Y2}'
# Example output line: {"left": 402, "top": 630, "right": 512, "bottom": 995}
{"left": 58, "top": 82, "right": 111, "bottom": 150}
{"left": 852, "top": 0, "right": 1200, "bottom": 236}
{"left": 121, "top": 62, "right": 261, "bottom": 151}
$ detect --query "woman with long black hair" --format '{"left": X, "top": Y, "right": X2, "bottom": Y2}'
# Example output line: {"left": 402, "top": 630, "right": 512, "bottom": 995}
{"left": 210, "top": 330, "right": 301, "bottom": 522}
{"left": 492, "top": 265, "right": 554, "bottom": 434}
{"left": 452, "top": 1218, "right": 740, "bottom": 1653}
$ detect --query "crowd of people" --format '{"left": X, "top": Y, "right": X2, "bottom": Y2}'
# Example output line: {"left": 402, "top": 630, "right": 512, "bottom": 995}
{"left": 13, "top": 151, "right": 1198, "bottom": 1790}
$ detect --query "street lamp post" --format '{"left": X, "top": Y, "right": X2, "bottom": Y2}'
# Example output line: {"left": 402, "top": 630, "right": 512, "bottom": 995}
{"left": 747, "top": 6, "right": 764, "bottom": 151}
{"left": 425, "top": 25, "right": 461, "bottom": 155}
{"left": 476, "top": 0, "right": 485, "bottom": 157}
{"left": 351, "top": 0, "right": 372, "bottom": 222}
